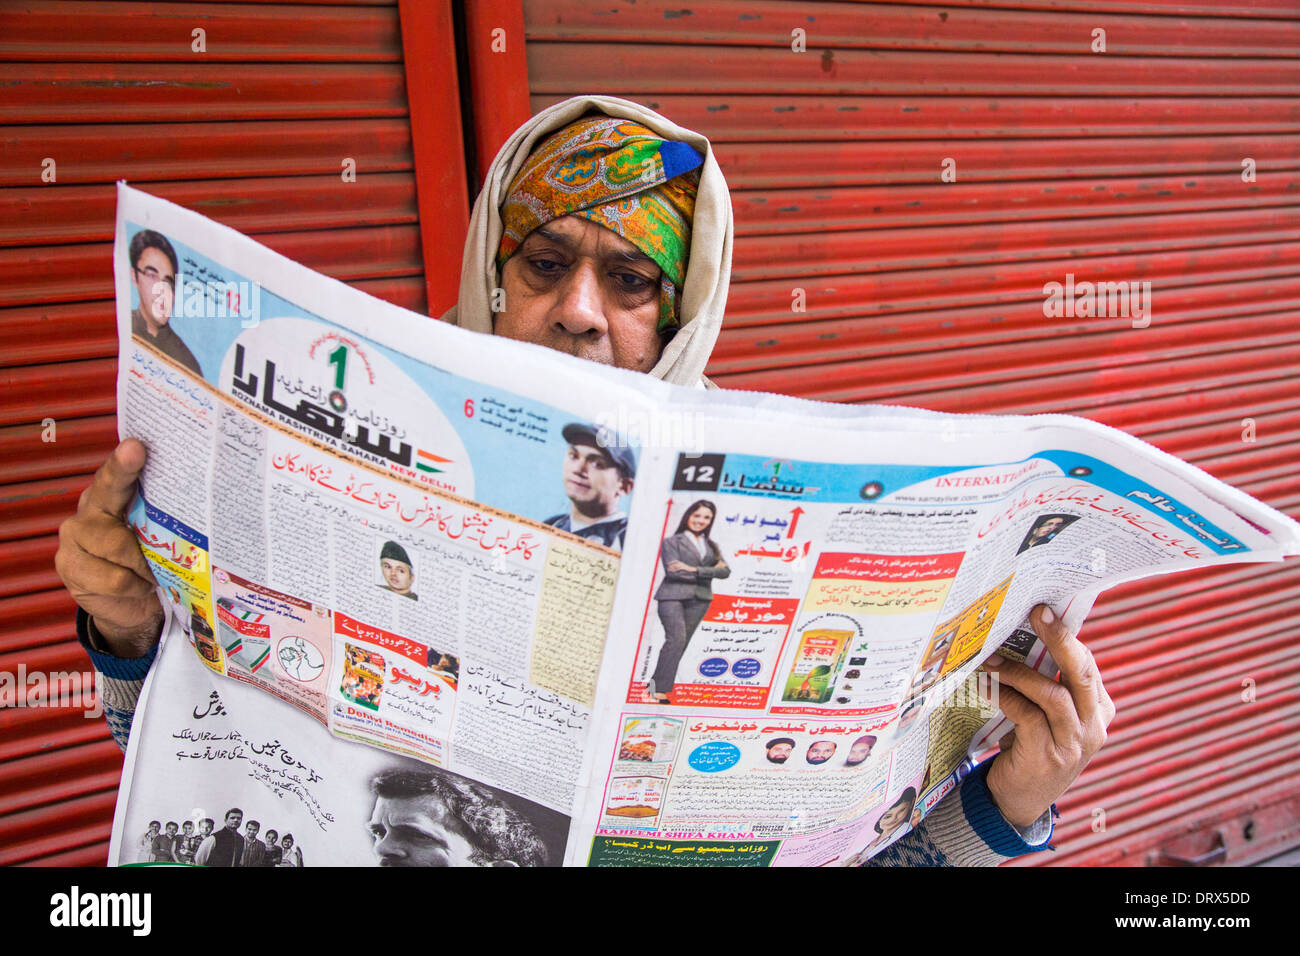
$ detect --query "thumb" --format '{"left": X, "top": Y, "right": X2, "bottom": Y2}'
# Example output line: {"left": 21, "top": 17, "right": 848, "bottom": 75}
{"left": 86, "top": 439, "right": 148, "bottom": 518}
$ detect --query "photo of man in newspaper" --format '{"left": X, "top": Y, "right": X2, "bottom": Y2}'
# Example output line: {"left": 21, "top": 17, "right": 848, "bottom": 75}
{"left": 377, "top": 540, "right": 418, "bottom": 600}
{"left": 365, "top": 762, "right": 568, "bottom": 867}
{"left": 127, "top": 228, "right": 202, "bottom": 377}
{"left": 844, "top": 735, "right": 877, "bottom": 767}
{"left": 543, "top": 422, "right": 636, "bottom": 551}
{"left": 805, "top": 740, "right": 837, "bottom": 765}
{"left": 764, "top": 737, "right": 796, "bottom": 765}
{"left": 1016, "top": 513, "right": 1081, "bottom": 555}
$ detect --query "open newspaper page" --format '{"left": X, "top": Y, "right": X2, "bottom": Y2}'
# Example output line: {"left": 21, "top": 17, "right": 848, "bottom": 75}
{"left": 107, "top": 185, "right": 677, "bottom": 866}
{"left": 107, "top": 186, "right": 1300, "bottom": 867}
{"left": 572, "top": 394, "right": 1300, "bottom": 865}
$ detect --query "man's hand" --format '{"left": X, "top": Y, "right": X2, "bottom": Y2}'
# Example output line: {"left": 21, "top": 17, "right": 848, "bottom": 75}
{"left": 981, "top": 604, "right": 1115, "bottom": 829}
{"left": 54, "top": 438, "right": 164, "bottom": 658}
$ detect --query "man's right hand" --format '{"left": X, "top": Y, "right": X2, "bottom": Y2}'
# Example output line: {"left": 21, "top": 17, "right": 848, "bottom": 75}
{"left": 55, "top": 438, "right": 164, "bottom": 658}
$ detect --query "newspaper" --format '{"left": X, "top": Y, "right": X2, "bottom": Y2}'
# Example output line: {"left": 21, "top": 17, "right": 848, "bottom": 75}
{"left": 106, "top": 185, "right": 1300, "bottom": 867}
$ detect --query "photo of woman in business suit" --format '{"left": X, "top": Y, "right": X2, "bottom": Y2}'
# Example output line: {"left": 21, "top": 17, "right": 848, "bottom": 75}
{"left": 647, "top": 500, "right": 730, "bottom": 703}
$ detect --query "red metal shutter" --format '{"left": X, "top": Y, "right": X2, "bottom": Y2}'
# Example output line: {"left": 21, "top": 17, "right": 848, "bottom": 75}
{"left": 0, "top": 0, "right": 467, "bottom": 865}
{"left": 517, "top": 0, "right": 1300, "bottom": 865}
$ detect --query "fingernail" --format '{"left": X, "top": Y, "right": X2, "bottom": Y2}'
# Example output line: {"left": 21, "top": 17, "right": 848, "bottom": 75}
{"left": 985, "top": 654, "right": 1004, "bottom": 667}
{"left": 1041, "top": 607, "right": 1055, "bottom": 624}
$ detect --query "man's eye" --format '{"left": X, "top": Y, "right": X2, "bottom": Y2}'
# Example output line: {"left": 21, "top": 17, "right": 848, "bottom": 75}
{"left": 529, "top": 257, "right": 564, "bottom": 276}
{"left": 393, "top": 826, "right": 440, "bottom": 845}
{"left": 613, "top": 271, "right": 653, "bottom": 291}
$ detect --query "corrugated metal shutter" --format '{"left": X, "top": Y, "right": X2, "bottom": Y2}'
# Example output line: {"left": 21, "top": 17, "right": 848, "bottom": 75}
{"left": 0, "top": 0, "right": 467, "bottom": 866}
{"left": 520, "top": 0, "right": 1300, "bottom": 865}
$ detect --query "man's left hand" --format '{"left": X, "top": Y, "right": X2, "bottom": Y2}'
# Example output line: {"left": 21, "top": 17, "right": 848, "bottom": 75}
{"left": 981, "top": 604, "right": 1116, "bottom": 829}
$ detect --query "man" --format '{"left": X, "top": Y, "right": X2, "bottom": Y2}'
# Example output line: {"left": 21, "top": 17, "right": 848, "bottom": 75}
{"left": 806, "top": 740, "right": 837, "bottom": 766}
{"left": 174, "top": 820, "right": 200, "bottom": 865}
{"left": 194, "top": 808, "right": 245, "bottom": 867}
{"left": 366, "top": 766, "right": 555, "bottom": 867}
{"left": 764, "top": 737, "right": 795, "bottom": 765}
{"left": 262, "top": 829, "right": 283, "bottom": 867}
{"left": 276, "top": 834, "right": 302, "bottom": 868}
{"left": 240, "top": 819, "right": 267, "bottom": 867}
{"left": 60, "top": 96, "right": 1113, "bottom": 867}
{"left": 377, "top": 540, "right": 418, "bottom": 600}
{"left": 127, "top": 229, "right": 202, "bottom": 377}
{"left": 845, "top": 735, "right": 876, "bottom": 767}
{"left": 137, "top": 821, "right": 160, "bottom": 863}
{"left": 544, "top": 422, "right": 636, "bottom": 551}
{"left": 151, "top": 820, "right": 179, "bottom": 863}
{"left": 1018, "top": 514, "right": 1076, "bottom": 554}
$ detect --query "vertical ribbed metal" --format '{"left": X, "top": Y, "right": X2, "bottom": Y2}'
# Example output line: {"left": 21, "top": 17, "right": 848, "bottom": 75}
{"left": 522, "top": 0, "right": 1300, "bottom": 866}
{"left": 0, "top": 0, "right": 468, "bottom": 866}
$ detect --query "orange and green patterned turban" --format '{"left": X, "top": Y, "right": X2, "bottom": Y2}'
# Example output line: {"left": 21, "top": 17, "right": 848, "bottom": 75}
{"left": 496, "top": 115, "right": 705, "bottom": 333}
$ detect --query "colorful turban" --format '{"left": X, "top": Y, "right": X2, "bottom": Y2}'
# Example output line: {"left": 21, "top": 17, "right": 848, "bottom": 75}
{"left": 496, "top": 115, "right": 705, "bottom": 333}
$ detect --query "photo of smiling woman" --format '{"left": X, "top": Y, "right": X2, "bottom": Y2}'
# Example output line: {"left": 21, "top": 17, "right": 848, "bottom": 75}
{"left": 868, "top": 787, "right": 918, "bottom": 850}
{"left": 647, "top": 500, "right": 730, "bottom": 703}
{"left": 842, "top": 786, "right": 920, "bottom": 865}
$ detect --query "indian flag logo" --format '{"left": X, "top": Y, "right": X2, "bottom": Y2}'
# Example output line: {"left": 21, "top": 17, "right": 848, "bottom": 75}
{"left": 415, "top": 449, "right": 453, "bottom": 474}
{"left": 223, "top": 636, "right": 243, "bottom": 656}
{"left": 248, "top": 647, "right": 271, "bottom": 672}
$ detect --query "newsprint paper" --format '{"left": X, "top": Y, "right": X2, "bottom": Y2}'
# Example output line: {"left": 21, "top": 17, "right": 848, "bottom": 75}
{"left": 107, "top": 185, "right": 1300, "bottom": 867}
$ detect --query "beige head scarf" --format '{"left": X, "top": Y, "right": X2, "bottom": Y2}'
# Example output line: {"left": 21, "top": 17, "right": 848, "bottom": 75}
{"left": 440, "top": 94, "right": 733, "bottom": 388}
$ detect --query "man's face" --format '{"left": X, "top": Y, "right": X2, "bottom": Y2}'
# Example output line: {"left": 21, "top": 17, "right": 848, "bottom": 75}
{"left": 898, "top": 704, "right": 922, "bottom": 735}
{"left": 766, "top": 742, "right": 793, "bottom": 764}
{"left": 132, "top": 246, "right": 175, "bottom": 326}
{"left": 807, "top": 741, "right": 836, "bottom": 764}
{"left": 368, "top": 794, "right": 483, "bottom": 867}
{"left": 224, "top": 812, "right": 242, "bottom": 831}
{"left": 1033, "top": 517, "right": 1066, "bottom": 540}
{"left": 245, "top": 822, "right": 259, "bottom": 839}
{"left": 496, "top": 216, "right": 664, "bottom": 374}
{"left": 380, "top": 557, "right": 413, "bottom": 593}
{"left": 562, "top": 443, "right": 629, "bottom": 518}
{"left": 847, "top": 739, "right": 874, "bottom": 764}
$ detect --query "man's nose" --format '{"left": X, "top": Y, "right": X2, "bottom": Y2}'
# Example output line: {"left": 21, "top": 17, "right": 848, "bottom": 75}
{"left": 550, "top": 263, "right": 608, "bottom": 337}
{"left": 374, "top": 833, "right": 405, "bottom": 860}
